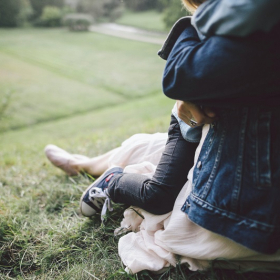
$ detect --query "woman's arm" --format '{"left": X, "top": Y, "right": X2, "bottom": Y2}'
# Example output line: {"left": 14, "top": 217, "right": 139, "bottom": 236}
{"left": 162, "top": 23, "right": 280, "bottom": 107}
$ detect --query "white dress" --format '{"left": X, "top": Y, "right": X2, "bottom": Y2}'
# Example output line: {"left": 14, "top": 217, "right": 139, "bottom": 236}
{"left": 107, "top": 126, "right": 280, "bottom": 274}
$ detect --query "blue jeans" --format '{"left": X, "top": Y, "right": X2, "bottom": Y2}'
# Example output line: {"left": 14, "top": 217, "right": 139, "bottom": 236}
{"left": 107, "top": 115, "right": 198, "bottom": 215}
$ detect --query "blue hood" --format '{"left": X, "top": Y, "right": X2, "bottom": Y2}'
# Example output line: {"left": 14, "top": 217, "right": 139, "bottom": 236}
{"left": 192, "top": 0, "right": 280, "bottom": 37}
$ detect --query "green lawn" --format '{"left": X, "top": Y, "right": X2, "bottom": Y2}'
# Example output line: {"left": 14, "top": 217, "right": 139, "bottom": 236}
{"left": 1, "top": 28, "right": 279, "bottom": 280}
{"left": 0, "top": 27, "right": 173, "bottom": 279}
{"left": 0, "top": 28, "right": 164, "bottom": 132}
{"left": 115, "top": 10, "right": 168, "bottom": 32}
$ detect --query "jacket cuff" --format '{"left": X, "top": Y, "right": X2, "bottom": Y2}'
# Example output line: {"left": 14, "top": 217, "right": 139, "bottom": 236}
{"left": 158, "top": 16, "right": 192, "bottom": 60}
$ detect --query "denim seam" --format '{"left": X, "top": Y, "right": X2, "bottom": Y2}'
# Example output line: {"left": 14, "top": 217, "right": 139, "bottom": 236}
{"left": 231, "top": 108, "right": 248, "bottom": 212}
{"left": 256, "top": 111, "right": 272, "bottom": 189}
{"left": 192, "top": 126, "right": 213, "bottom": 188}
{"left": 202, "top": 125, "right": 225, "bottom": 199}
{"left": 192, "top": 125, "right": 218, "bottom": 199}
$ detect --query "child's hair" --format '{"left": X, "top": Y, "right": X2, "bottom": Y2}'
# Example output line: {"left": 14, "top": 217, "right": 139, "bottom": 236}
{"left": 182, "top": 0, "right": 205, "bottom": 9}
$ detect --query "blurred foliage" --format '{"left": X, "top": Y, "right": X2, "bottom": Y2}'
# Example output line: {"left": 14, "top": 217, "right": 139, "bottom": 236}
{"left": 103, "top": 0, "right": 125, "bottom": 21}
{"left": 0, "top": 0, "right": 190, "bottom": 29}
{"left": 37, "top": 6, "right": 63, "bottom": 27}
{"left": 0, "top": 0, "right": 21, "bottom": 27}
{"left": 76, "top": 0, "right": 103, "bottom": 20}
{"left": 17, "top": 0, "right": 34, "bottom": 26}
{"left": 108, "top": 5, "right": 125, "bottom": 22}
{"left": 63, "top": 13, "right": 94, "bottom": 31}
{"left": 29, "top": 0, "right": 64, "bottom": 21}
{"left": 76, "top": 0, "right": 124, "bottom": 21}
{"left": 0, "top": 0, "right": 33, "bottom": 27}
{"left": 161, "top": 0, "right": 191, "bottom": 28}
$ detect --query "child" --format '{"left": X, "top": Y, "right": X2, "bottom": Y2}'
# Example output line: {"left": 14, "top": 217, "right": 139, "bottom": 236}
{"left": 79, "top": 108, "right": 203, "bottom": 218}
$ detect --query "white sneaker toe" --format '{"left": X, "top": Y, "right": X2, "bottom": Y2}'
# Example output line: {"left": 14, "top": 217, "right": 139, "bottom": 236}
{"left": 80, "top": 201, "right": 97, "bottom": 216}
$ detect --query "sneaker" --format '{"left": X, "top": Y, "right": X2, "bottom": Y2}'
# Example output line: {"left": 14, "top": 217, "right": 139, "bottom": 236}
{"left": 80, "top": 167, "right": 123, "bottom": 219}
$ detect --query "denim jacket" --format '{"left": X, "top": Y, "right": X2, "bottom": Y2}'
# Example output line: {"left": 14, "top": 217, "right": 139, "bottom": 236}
{"left": 183, "top": 107, "right": 280, "bottom": 254}
{"left": 158, "top": 17, "right": 280, "bottom": 108}
{"left": 158, "top": 13, "right": 280, "bottom": 253}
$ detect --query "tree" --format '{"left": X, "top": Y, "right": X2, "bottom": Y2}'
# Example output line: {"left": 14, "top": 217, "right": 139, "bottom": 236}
{"left": 0, "top": 0, "right": 21, "bottom": 27}
{"left": 39, "top": 6, "right": 62, "bottom": 27}
{"left": 29, "top": 0, "right": 64, "bottom": 21}
{"left": 76, "top": 0, "right": 123, "bottom": 21}
{"left": 17, "top": 0, "right": 33, "bottom": 26}
{"left": 63, "top": 13, "right": 93, "bottom": 31}
{"left": 76, "top": 0, "right": 104, "bottom": 19}
{"left": 0, "top": 0, "right": 33, "bottom": 27}
{"left": 161, "top": 0, "right": 191, "bottom": 28}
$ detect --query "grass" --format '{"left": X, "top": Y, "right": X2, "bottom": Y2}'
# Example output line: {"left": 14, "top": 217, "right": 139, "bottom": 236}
{"left": 1, "top": 28, "right": 280, "bottom": 279}
{"left": 0, "top": 28, "right": 164, "bottom": 132}
{"left": 115, "top": 10, "right": 168, "bottom": 33}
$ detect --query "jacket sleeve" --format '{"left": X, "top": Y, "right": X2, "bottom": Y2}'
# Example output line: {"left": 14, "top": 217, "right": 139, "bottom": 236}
{"left": 162, "top": 24, "right": 279, "bottom": 106}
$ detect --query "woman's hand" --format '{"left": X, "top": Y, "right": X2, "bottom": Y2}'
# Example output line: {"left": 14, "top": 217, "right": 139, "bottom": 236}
{"left": 176, "top": 100, "right": 218, "bottom": 126}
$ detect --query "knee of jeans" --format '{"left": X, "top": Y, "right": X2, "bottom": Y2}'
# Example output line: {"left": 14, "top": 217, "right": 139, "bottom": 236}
{"left": 144, "top": 190, "right": 176, "bottom": 215}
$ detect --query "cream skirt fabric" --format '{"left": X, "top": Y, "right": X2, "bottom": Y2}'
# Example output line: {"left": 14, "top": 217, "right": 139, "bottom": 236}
{"left": 107, "top": 127, "right": 280, "bottom": 274}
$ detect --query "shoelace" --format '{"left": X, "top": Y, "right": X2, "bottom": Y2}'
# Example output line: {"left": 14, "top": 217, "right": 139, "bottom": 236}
{"left": 101, "top": 196, "right": 113, "bottom": 221}
{"left": 89, "top": 188, "right": 113, "bottom": 221}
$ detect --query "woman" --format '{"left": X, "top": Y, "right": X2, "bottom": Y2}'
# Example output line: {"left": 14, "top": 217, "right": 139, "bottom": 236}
{"left": 160, "top": 0, "right": 280, "bottom": 255}
{"left": 45, "top": 0, "right": 280, "bottom": 274}
{"left": 117, "top": 0, "right": 280, "bottom": 272}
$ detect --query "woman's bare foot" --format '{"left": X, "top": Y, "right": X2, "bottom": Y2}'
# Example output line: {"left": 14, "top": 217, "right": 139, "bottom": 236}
{"left": 44, "top": 144, "right": 88, "bottom": 176}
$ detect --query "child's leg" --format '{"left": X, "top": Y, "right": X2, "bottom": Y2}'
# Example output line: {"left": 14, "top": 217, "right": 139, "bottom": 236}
{"left": 107, "top": 115, "right": 198, "bottom": 215}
